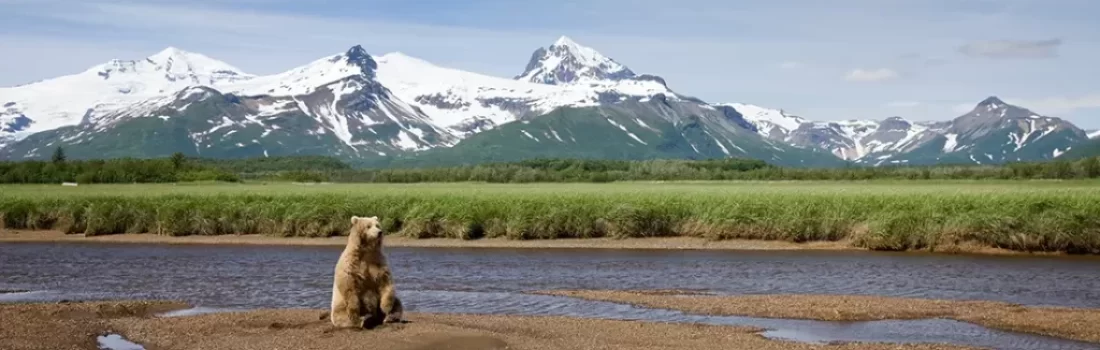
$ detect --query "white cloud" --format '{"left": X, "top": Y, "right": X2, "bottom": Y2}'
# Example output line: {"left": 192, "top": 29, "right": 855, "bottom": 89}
{"left": 958, "top": 39, "right": 1062, "bottom": 59}
{"left": 778, "top": 61, "right": 804, "bottom": 70}
{"left": 843, "top": 68, "right": 899, "bottom": 82}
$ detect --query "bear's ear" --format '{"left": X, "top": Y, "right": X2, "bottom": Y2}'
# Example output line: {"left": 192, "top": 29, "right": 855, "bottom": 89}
{"left": 351, "top": 216, "right": 360, "bottom": 224}
{"left": 369, "top": 216, "right": 378, "bottom": 221}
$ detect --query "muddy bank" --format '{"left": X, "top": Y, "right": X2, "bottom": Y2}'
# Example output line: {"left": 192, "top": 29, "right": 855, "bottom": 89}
{"left": 0, "top": 230, "right": 1047, "bottom": 255}
{"left": 0, "top": 300, "right": 976, "bottom": 350}
{"left": 0, "top": 300, "right": 187, "bottom": 350}
{"left": 536, "top": 290, "right": 1100, "bottom": 344}
{"left": 0, "top": 230, "right": 858, "bottom": 251}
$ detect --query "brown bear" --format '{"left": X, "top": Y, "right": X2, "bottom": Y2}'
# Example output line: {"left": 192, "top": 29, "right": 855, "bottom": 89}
{"left": 329, "top": 215, "right": 404, "bottom": 329}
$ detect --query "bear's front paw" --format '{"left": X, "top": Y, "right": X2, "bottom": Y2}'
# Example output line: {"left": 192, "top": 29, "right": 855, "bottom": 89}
{"left": 384, "top": 313, "right": 403, "bottom": 324}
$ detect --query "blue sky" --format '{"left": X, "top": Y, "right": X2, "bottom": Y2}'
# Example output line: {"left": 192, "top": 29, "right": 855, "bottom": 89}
{"left": 3, "top": 0, "right": 1099, "bottom": 128}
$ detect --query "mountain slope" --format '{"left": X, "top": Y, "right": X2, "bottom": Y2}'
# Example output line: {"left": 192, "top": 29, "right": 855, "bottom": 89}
{"left": 373, "top": 37, "right": 676, "bottom": 137}
{"left": 722, "top": 97, "right": 1089, "bottom": 166}
{"left": 379, "top": 98, "right": 846, "bottom": 168}
{"left": 874, "top": 97, "right": 1088, "bottom": 165}
{"left": 0, "top": 47, "right": 253, "bottom": 140}
{"left": 1, "top": 46, "right": 456, "bottom": 160}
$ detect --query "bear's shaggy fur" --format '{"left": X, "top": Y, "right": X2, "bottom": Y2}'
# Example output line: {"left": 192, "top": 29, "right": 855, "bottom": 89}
{"left": 329, "top": 215, "right": 404, "bottom": 329}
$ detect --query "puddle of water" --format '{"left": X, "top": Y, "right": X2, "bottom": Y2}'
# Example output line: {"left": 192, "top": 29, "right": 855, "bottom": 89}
{"left": 0, "top": 290, "right": 53, "bottom": 302}
{"left": 96, "top": 334, "right": 144, "bottom": 350}
{"left": 406, "top": 290, "right": 1100, "bottom": 350}
{"left": 157, "top": 306, "right": 245, "bottom": 318}
{"left": 760, "top": 329, "right": 829, "bottom": 345}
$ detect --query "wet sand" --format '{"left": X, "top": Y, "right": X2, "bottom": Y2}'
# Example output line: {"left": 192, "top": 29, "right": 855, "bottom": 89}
{"left": 536, "top": 290, "right": 1100, "bottom": 344}
{"left": 0, "top": 300, "right": 976, "bottom": 350}
{"left": 0, "top": 229, "right": 857, "bottom": 251}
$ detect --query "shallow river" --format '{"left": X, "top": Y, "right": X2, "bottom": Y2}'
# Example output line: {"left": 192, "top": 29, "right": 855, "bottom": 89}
{"left": 2, "top": 242, "right": 1099, "bottom": 350}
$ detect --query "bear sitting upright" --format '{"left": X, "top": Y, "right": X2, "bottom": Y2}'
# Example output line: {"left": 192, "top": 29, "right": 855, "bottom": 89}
{"left": 329, "top": 215, "right": 404, "bottom": 329}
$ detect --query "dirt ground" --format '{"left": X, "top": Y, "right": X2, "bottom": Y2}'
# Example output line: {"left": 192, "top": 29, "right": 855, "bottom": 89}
{"left": 0, "top": 300, "right": 979, "bottom": 350}
{"left": 536, "top": 290, "right": 1100, "bottom": 344}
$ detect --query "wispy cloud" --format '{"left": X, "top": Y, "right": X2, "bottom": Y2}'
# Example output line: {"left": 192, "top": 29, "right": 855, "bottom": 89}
{"left": 844, "top": 68, "right": 899, "bottom": 82}
{"left": 958, "top": 39, "right": 1063, "bottom": 59}
{"left": 778, "top": 61, "right": 804, "bottom": 70}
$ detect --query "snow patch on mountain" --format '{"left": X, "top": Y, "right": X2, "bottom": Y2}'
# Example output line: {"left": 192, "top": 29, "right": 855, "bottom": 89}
{"left": 375, "top": 50, "right": 674, "bottom": 133}
{"left": 227, "top": 46, "right": 372, "bottom": 97}
{"left": 719, "top": 103, "right": 806, "bottom": 138}
{"left": 943, "top": 133, "right": 959, "bottom": 153}
{"left": 1088, "top": 130, "right": 1100, "bottom": 139}
{"left": 0, "top": 47, "right": 252, "bottom": 138}
{"left": 517, "top": 36, "right": 634, "bottom": 85}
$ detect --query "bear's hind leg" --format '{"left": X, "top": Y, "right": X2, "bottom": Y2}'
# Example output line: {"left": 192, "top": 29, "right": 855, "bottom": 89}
{"left": 330, "top": 293, "right": 362, "bottom": 328}
{"left": 380, "top": 284, "right": 403, "bottom": 323}
{"left": 384, "top": 297, "right": 404, "bottom": 324}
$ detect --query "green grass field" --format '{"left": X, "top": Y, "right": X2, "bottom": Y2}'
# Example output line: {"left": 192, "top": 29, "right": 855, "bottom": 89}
{"left": 2, "top": 180, "right": 1099, "bottom": 253}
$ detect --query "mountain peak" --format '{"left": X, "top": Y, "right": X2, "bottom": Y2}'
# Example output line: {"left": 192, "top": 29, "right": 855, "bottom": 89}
{"left": 339, "top": 44, "right": 378, "bottom": 78}
{"left": 553, "top": 36, "right": 580, "bottom": 48}
{"left": 142, "top": 46, "right": 248, "bottom": 78}
{"left": 977, "top": 96, "right": 1005, "bottom": 108}
{"left": 151, "top": 46, "right": 186, "bottom": 58}
{"left": 346, "top": 45, "right": 369, "bottom": 58}
{"left": 515, "top": 36, "right": 635, "bottom": 85}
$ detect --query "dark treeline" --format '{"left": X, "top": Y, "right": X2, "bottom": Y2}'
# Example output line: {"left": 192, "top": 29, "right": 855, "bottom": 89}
{"left": 317, "top": 157, "right": 1100, "bottom": 183}
{"left": 328, "top": 158, "right": 774, "bottom": 183}
{"left": 0, "top": 149, "right": 242, "bottom": 184}
{"left": 196, "top": 155, "right": 350, "bottom": 173}
{"left": 3, "top": 147, "right": 1100, "bottom": 184}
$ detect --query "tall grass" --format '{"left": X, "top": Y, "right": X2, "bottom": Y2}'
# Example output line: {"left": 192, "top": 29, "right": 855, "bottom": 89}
{"left": 1, "top": 182, "right": 1098, "bottom": 254}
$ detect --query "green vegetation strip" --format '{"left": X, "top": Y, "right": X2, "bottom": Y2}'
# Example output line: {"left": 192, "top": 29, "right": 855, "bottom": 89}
{"left": 5, "top": 156, "right": 1100, "bottom": 184}
{"left": 2, "top": 182, "right": 1099, "bottom": 254}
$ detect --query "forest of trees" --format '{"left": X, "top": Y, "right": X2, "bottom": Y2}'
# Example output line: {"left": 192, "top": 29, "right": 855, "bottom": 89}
{"left": 2, "top": 147, "right": 1100, "bottom": 184}
{"left": 0, "top": 148, "right": 241, "bottom": 184}
{"left": 326, "top": 157, "right": 1100, "bottom": 183}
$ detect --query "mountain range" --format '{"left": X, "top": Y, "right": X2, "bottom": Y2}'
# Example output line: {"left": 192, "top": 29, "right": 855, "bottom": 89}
{"left": 1, "top": 36, "right": 1095, "bottom": 167}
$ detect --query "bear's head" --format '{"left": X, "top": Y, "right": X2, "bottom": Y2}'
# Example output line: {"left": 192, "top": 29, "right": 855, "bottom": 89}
{"left": 350, "top": 215, "right": 383, "bottom": 245}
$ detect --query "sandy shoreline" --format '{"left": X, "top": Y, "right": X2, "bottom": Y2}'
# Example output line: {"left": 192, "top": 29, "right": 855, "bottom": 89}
{"left": 0, "top": 230, "right": 1057, "bottom": 256}
{"left": 0, "top": 300, "right": 978, "bottom": 350}
{"left": 536, "top": 290, "right": 1100, "bottom": 344}
{"left": 0, "top": 229, "right": 860, "bottom": 251}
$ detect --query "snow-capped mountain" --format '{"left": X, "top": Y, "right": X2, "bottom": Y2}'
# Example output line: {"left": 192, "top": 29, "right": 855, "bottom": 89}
{"left": 516, "top": 36, "right": 635, "bottom": 85}
{"left": 367, "top": 37, "right": 842, "bottom": 167}
{"left": 719, "top": 96, "right": 1088, "bottom": 165}
{"left": 0, "top": 37, "right": 1093, "bottom": 167}
{"left": 373, "top": 37, "right": 675, "bottom": 137}
{"left": 0, "top": 46, "right": 456, "bottom": 160}
{"left": 715, "top": 103, "right": 806, "bottom": 139}
{"left": 913, "top": 96, "right": 1088, "bottom": 164}
{"left": 715, "top": 101, "right": 936, "bottom": 161}
{"left": 0, "top": 47, "right": 252, "bottom": 139}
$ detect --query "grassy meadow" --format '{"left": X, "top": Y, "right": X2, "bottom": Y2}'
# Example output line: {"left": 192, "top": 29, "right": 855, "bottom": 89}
{"left": 2, "top": 180, "right": 1099, "bottom": 254}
